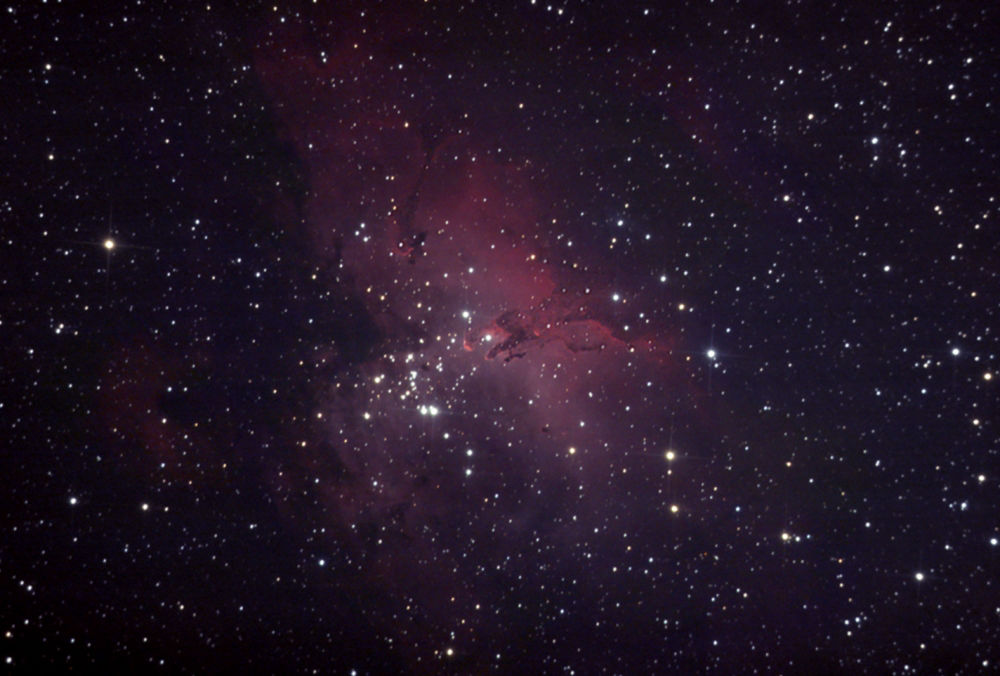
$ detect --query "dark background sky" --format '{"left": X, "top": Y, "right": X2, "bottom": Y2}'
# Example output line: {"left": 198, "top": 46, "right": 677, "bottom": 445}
{"left": 3, "top": 1, "right": 998, "bottom": 673}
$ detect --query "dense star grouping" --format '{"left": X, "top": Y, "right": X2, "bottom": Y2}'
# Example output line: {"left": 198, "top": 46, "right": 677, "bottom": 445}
{"left": 3, "top": 1, "right": 999, "bottom": 673}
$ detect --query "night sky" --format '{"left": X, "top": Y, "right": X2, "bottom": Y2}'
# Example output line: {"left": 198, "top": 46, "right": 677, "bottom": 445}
{"left": 3, "top": 1, "right": 999, "bottom": 673}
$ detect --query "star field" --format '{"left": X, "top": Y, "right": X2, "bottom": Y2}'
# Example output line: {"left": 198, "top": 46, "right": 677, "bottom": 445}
{"left": 2, "top": 1, "right": 999, "bottom": 673}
